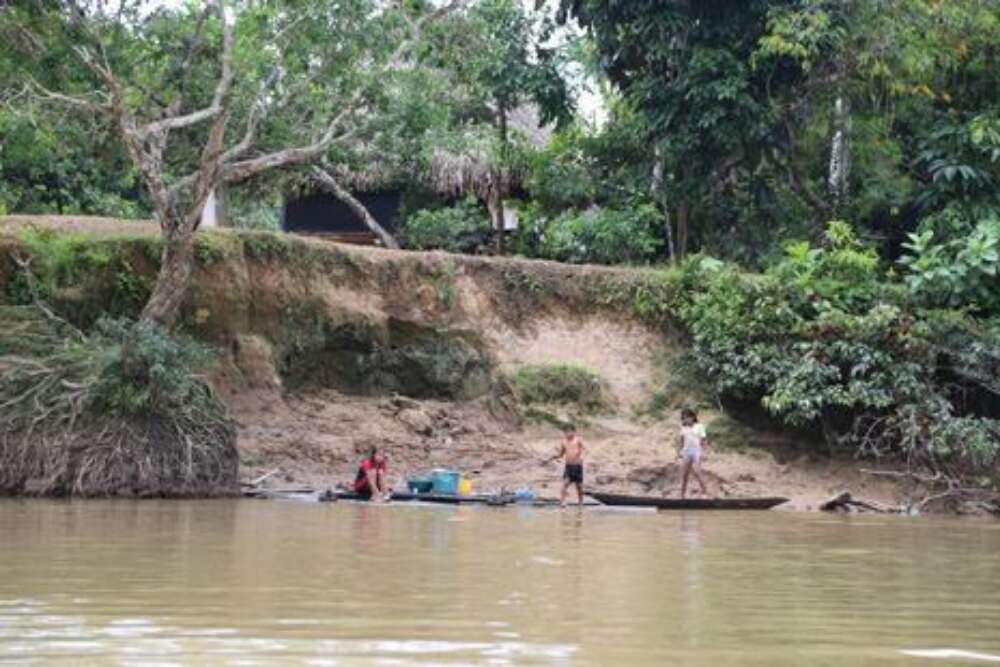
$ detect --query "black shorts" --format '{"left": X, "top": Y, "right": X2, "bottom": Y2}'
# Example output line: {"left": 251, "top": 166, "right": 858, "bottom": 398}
{"left": 563, "top": 464, "right": 583, "bottom": 484}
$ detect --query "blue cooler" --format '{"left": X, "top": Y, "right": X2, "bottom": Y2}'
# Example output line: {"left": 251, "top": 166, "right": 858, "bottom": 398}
{"left": 431, "top": 469, "right": 460, "bottom": 495}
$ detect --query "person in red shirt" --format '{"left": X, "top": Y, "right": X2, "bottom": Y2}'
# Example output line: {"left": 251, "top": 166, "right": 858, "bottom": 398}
{"left": 353, "top": 447, "right": 389, "bottom": 501}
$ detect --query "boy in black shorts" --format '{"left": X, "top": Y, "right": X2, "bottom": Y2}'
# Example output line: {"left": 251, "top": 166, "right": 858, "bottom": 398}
{"left": 546, "top": 423, "right": 586, "bottom": 507}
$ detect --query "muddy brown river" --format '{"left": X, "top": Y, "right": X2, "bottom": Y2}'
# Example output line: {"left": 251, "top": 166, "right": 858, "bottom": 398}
{"left": 1, "top": 500, "right": 999, "bottom": 665}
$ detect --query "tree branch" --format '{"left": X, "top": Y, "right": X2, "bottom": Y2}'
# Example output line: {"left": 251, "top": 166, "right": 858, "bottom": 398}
{"left": 311, "top": 164, "right": 400, "bottom": 249}
{"left": 140, "top": 105, "right": 222, "bottom": 137}
{"left": 185, "top": 0, "right": 235, "bottom": 230}
{"left": 217, "top": 1, "right": 462, "bottom": 187}
{"left": 21, "top": 80, "right": 109, "bottom": 113}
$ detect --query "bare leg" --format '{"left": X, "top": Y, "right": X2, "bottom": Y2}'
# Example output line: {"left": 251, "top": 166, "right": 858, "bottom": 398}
{"left": 560, "top": 479, "right": 569, "bottom": 507}
{"left": 575, "top": 482, "right": 584, "bottom": 506}
{"left": 693, "top": 463, "right": 708, "bottom": 495}
{"left": 681, "top": 460, "right": 691, "bottom": 499}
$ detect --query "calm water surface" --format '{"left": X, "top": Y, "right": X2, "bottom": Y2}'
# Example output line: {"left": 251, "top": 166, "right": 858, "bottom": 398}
{"left": 1, "top": 499, "right": 999, "bottom": 665}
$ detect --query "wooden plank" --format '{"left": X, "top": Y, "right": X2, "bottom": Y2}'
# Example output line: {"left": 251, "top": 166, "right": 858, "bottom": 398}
{"left": 588, "top": 492, "right": 787, "bottom": 510}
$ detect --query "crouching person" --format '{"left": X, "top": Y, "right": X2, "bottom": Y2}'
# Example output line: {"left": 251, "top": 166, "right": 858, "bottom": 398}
{"left": 354, "top": 447, "right": 389, "bottom": 502}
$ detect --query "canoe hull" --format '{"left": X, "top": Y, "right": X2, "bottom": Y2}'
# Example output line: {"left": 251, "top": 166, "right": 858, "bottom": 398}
{"left": 334, "top": 491, "right": 509, "bottom": 506}
{"left": 589, "top": 492, "right": 787, "bottom": 510}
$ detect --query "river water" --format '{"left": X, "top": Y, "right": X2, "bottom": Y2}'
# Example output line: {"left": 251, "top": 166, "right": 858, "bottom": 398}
{"left": 1, "top": 500, "right": 999, "bottom": 666}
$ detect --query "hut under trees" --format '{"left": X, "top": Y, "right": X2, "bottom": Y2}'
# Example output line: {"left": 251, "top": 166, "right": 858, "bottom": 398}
{"left": 281, "top": 105, "right": 551, "bottom": 249}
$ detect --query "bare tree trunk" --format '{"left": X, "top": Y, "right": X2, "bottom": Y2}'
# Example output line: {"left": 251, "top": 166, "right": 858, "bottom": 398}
{"left": 651, "top": 142, "right": 675, "bottom": 263}
{"left": 676, "top": 199, "right": 689, "bottom": 260}
{"left": 828, "top": 95, "right": 851, "bottom": 216}
{"left": 311, "top": 166, "right": 400, "bottom": 249}
{"left": 486, "top": 188, "right": 502, "bottom": 255}
{"left": 494, "top": 106, "right": 509, "bottom": 255}
{"left": 140, "top": 228, "right": 197, "bottom": 329}
{"left": 675, "top": 164, "right": 690, "bottom": 260}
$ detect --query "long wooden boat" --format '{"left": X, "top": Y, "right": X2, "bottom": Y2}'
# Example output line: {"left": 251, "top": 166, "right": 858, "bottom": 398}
{"left": 588, "top": 492, "right": 787, "bottom": 510}
{"left": 332, "top": 492, "right": 604, "bottom": 507}
{"left": 333, "top": 491, "right": 515, "bottom": 506}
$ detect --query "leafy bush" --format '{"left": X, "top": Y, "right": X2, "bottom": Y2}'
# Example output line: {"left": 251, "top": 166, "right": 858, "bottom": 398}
{"left": 90, "top": 318, "right": 218, "bottom": 415}
{"left": 9, "top": 227, "right": 156, "bottom": 317}
{"left": 674, "top": 222, "right": 1000, "bottom": 477}
{"left": 899, "top": 208, "right": 1000, "bottom": 313}
{"left": 509, "top": 363, "right": 608, "bottom": 412}
{"left": 227, "top": 191, "right": 284, "bottom": 231}
{"left": 531, "top": 205, "right": 663, "bottom": 265}
{"left": 402, "top": 197, "right": 492, "bottom": 253}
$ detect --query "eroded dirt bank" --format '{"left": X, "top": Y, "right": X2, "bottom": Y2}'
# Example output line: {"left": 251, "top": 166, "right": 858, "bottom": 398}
{"left": 0, "top": 216, "right": 910, "bottom": 509}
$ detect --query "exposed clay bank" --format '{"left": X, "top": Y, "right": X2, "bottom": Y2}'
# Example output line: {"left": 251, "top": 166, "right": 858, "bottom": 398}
{"left": 0, "top": 217, "right": 949, "bottom": 509}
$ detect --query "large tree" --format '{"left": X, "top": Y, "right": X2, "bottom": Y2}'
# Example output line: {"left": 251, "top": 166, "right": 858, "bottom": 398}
{"left": 559, "top": 0, "right": 1000, "bottom": 263}
{"left": 2, "top": 0, "right": 461, "bottom": 329}
{"left": 427, "top": 0, "right": 573, "bottom": 252}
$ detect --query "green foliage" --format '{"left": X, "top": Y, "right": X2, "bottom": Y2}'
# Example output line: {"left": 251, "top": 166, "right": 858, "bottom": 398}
{"left": 242, "top": 231, "right": 295, "bottom": 262}
{"left": 403, "top": 198, "right": 491, "bottom": 253}
{"left": 900, "top": 208, "right": 1000, "bottom": 313}
{"left": 670, "top": 223, "right": 1000, "bottom": 474}
{"left": 0, "top": 109, "right": 148, "bottom": 218}
{"left": 425, "top": 262, "right": 458, "bottom": 309}
{"left": 434, "top": 0, "right": 573, "bottom": 128}
{"left": 509, "top": 363, "right": 608, "bottom": 412}
{"left": 526, "top": 205, "right": 663, "bottom": 265}
{"left": 193, "top": 233, "right": 235, "bottom": 265}
{"left": 559, "top": 0, "right": 1000, "bottom": 268}
{"left": 10, "top": 227, "right": 155, "bottom": 316}
{"left": 89, "top": 318, "right": 216, "bottom": 416}
{"left": 227, "top": 191, "right": 284, "bottom": 231}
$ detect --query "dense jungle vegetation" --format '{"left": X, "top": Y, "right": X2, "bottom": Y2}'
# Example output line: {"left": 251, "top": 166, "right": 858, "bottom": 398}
{"left": 0, "top": 0, "right": 998, "bottom": 487}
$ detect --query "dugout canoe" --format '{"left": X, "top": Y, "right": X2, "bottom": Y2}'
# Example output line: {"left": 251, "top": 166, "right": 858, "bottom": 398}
{"left": 332, "top": 491, "right": 514, "bottom": 506}
{"left": 588, "top": 492, "right": 788, "bottom": 510}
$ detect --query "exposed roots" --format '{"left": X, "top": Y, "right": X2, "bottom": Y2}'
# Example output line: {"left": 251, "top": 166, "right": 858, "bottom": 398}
{"left": 0, "top": 308, "right": 238, "bottom": 497}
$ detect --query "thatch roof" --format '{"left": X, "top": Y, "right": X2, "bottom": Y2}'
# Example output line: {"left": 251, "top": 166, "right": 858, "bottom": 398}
{"left": 324, "top": 105, "right": 552, "bottom": 200}
{"left": 425, "top": 105, "right": 551, "bottom": 200}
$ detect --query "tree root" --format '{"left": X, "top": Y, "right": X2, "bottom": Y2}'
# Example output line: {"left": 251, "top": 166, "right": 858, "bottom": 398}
{"left": 0, "top": 305, "right": 237, "bottom": 497}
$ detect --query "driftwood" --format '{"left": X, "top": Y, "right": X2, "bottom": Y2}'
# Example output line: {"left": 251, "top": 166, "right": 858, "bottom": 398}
{"left": 820, "top": 491, "right": 902, "bottom": 514}
{"left": 242, "top": 468, "right": 280, "bottom": 487}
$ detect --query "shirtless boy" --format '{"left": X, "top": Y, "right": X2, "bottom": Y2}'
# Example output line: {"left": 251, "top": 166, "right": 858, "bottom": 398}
{"left": 547, "top": 423, "right": 586, "bottom": 507}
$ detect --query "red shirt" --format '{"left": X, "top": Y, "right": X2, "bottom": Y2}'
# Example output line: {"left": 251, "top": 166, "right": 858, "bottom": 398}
{"left": 353, "top": 458, "right": 386, "bottom": 492}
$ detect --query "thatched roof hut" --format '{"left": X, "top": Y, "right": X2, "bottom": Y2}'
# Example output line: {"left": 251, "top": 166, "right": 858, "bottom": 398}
{"left": 425, "top": 105, "right": 551, "bottom": 201}
{"left": 283, "top": 105, "right": 552, "bottom": 243}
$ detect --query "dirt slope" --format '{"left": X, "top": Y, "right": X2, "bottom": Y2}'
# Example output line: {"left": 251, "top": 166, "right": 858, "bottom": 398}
{"left": 1, "top": 215, "right": 908, "bottom": 509}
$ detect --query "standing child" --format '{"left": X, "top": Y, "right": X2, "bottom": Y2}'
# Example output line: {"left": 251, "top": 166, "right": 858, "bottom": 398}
{"left": 677, "top": 408, "right": 709, "bottom": 499}
{"left": 546, "top": 423, "right": 586, "bottom": 507}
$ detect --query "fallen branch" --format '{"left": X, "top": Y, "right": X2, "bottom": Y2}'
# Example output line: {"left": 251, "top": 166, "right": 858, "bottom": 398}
{"left": 243, "top": 467, "right": 280, "bottom": 487}
{"left": 820, "top": 491, "right": 901, "bottom": 514}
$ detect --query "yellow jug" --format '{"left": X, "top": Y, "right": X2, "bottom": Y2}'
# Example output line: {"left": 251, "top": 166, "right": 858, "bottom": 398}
{"left": 458, "top": 478, "right": 473, "bottom": 496}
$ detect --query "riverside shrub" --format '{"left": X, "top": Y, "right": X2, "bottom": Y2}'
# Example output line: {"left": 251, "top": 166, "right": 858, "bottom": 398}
{"left": 673, "top": 224, "right": 1000, "bottom": 477}
{"left": 533, "top": 205, "right": 662, "bottom": 265}
{"left": 509, "top": 363, "right": 608, "bottom": 412}
{"left": 402, "top": 197, "right": 492, "bottom": 253}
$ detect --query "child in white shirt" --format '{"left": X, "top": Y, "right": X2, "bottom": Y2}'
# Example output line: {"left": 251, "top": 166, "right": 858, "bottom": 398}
{"left": 676, "top": 408, "right": 709, "bottom": 498}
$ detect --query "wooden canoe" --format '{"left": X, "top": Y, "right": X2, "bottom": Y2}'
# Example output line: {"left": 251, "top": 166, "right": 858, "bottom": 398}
{"left": 332, "top": 491, "right": 514, "bottom": 506}
{"left": 588, "top": 492, "right": 788, "bottom": 510}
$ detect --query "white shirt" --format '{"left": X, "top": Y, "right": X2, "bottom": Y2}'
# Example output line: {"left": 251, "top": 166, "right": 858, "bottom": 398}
{"left": 680, "top": 423, "right": 707, "bottom": 453}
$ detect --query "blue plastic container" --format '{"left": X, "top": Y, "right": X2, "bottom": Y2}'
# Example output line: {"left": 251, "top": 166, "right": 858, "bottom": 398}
{"left": 407, "top": 477, "right": 433, "bottom": 494}
{"left": 431, "top": 469, "right": 460, "bottom": 495}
